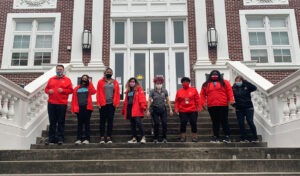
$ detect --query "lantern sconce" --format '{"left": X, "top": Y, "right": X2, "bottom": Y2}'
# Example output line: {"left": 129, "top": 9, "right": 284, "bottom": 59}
{"left": 207, "top": 27, "right": 218, "bottom": 48}
{"left": 82, "top": 29, "right": 92, "bottom": 49}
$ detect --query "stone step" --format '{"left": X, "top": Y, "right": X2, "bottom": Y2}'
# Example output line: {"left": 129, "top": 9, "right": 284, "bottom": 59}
{"left": 0, "top": 159, "right": 299, "bottom": 174}
{"left": 36, "top": 135, "right": 262, "bottom": 144}
{"left": 41, "top": 128, "right": 244, "bottom": 137}
{"left": 1, "top": 148, "right": 298, "bottom": 161}
{"left": 31, "top": 142, "right": 267, "bottom": 149}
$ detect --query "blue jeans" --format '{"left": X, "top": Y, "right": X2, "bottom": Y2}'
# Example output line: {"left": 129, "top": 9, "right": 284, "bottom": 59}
{"left": 47, "top": 103, "right": 67, "bottom": 142}
{"left": 77, "top": 105, "right": 92, "bottom": 141}
{"left": 236, "top": 108, "right": 258, "bottom": 140}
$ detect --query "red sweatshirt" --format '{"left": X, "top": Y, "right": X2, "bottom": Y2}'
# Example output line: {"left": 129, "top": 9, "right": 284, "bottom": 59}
{"left": 174, "top": 87, "right": 202, "bottom": 113}
{"left": 200, "top": 80, "right": 234, "bottom": 107}
{"left": 71, "top": 82, "right": 96, "bottom": 113}
{"left": 121, "top": 86, "right": 147, "bottom": 119}
{"left": 96, "top": 77, "right": 120, "bottom": 107}
{"left": 45, "top": 75, "right": 73, "bottom": 105}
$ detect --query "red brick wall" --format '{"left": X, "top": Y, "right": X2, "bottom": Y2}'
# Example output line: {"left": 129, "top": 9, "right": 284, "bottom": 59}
{"left": 0, "top": 0, "right": 74, "bottom": 85}
{"left": 223, "top": 0, "right": 299, "bottom": 83}
{"left": 102, "top": 0, "right": 111, "bottom": 67}
{"left": 187, "top": 0, "right": 197, "bottom": 86}
{"left": 83, "top": 0, "right": 93, "bottom": 66}
{"left": 206, "top": 0, "right": 217, "bottom": 64}
{"left": 1, "top": 73, "right": 43, "bottom": 86}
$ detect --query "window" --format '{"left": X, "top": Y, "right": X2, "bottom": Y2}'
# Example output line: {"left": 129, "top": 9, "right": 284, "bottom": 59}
{"left": 132, "top": 21, "right": 166, "bottom": 45}
{"left": 133, "top": 22, "right": 147, "bottom": 44}
{"left": 246, "top": 15, "right": 292, "bottom": 63}
{"left": 174, "top": 21, "right": 184, "bottom": 43}
{"left": 151, "top": 22, "right": 165, "bottom": 44}
{"left": 2, "top": 13, "right": 60, "bottom": 69}
{"left": 11, "top": 19, "right": 54, "bottom": 66}
{"left": 115, "top": 22, "right": 125, "bottom": 44}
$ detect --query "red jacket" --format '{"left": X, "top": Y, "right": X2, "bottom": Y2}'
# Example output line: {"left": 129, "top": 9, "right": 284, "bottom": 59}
{"left": 45, "top": 75, "right": 73, "bottom": 105}
{"left": 174, "top": 87, "right": 202, "bottom": 113}
{"left": 96, "top": 78, "right": 120, "bottom": 107}
{"left": 200, "top": 80, "right": 234, "bottom": 107}
{"left": 71, "top": 82, "right": 96, "bottom": 113}
{"left": 121, "top": 86, "right": 147, "bottom": 119}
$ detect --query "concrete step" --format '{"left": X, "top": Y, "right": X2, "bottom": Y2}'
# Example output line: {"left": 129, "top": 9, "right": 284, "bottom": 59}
{"left": 31, "top": 142, "right": 267, "bottom": 149}
{"left": 1, "top": 148, "right": 299, "bottom": 161}
{"left": 0, "top": 159, "right": 299, "bottom": 174}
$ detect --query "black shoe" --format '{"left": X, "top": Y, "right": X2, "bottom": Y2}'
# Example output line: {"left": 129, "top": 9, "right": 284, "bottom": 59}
{"left": 153, "top": 139, "right": 159, "bottom": 144}
{"left": 162, "top": 138, "right": 168, "bottom": 143}
{"left": 210, "top": 136, "right": 220, "bottom": 143}
{"left": 192, "top": 138, "right": 198, "bottom": 143}
{"left": 57, "top": 141, "right": 63, "bottom": 145}
{"left": 179, "top": 138, "right": 186, "bottom": 143}
{"left": 223, "top": 136, "right": 231, "bottom": 143}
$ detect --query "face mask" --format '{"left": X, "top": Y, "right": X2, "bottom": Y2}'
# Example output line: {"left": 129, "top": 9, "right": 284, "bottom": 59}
{"left": 155, "top": 84, "right": 162, "bottom": 89}
{"left": 56, "top": 71, "right": 62, "bottom": 77}
{"left": 182, "top": 82, "right": 190, "bottom": 89}
{"left": 105, "top": 74, "right": 112, "bottom": 79}
{"left": 235, "top": 82, "right": 242, "bottom": 87}
{"left": 129, "top": 82, "right": 135, "bottom": 87}
{"left": 211, "top": 75, "right": 219, "bottom": 81}
{"left": 80, "top": 80, "right": 89, "bottom": 86}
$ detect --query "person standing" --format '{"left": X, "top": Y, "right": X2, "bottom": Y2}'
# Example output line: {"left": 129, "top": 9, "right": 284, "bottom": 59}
{"left": 232, "top": 75, "right": 259, "bottom": 143}
{"left": 44, "top": 65, "right": 73, "bottom": 145}
{"left": 200, "top": 70, "right": 235, "bottom": 143}
{"left": 96, "top": 68, "right": 120, "bottom": 144}
{"left": 146, "top": 76, "right": 173, "bottom": 143}
{"left": 71, "top": 74, "right": 96, "bottom": 144}
{"left": 122, "top": 77, "right": 147, "bottom": 144}
{"left": 174, "top": 77, "right": 202, "bottom": 142}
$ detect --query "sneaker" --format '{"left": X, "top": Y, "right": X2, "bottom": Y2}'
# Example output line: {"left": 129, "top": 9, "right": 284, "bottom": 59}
{"left": 153, "top": 139, "right": 159, "bottom": 144}
{"left": 179, "top": 138, "right": 186, "bottom": 143}
{"left": 223, "top": 136, "right": 231, "bottom": 143}
{"left": 240, "top": 139, "right": 250, "bottom": 143}
{"left": 57, "top": 141, "right": 63, "bottom": 145}
{"left": 107, "top": 137, "right": 112, "bottom": 144}
{"left": 128, "top": 138, "right": 137, "bottom": 144}
{"left": 140, "top": 137, "right": 146, "bottom": 144}
{"left": 210, "top": 136, "right": 220, "bottom": 143}
{"left": 161, "top": 138, "right": 168, "bottom": 143}
{"left": 75, "top": 140, "right": 82, "bottom": 145}
{"left": 252, "top": 138, "right": 259, "bottom": 143}
{"left": 99, "top": 137, "right": 105, "bottom": 144}
{"left": 192, "top": 138, "right": 198, "bottom": 143}
{"left": 82, "top": 140, "right": 89, "bottom": 144}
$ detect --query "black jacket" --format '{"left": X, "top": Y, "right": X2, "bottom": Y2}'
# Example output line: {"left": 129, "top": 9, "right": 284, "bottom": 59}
{"left": 232, "top": 81, "right": 257, "bottom": 110}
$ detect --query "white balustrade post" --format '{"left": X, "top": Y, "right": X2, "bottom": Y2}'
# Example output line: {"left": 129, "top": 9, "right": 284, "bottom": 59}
{"left": 0, "top": 94, "right": 2, "bottom": 117}
{"left": 7, "top": 94, "right": 15, "bottom": 120}
{"left": 295, "top": 86, "right": 300, "bottom": 119}
{"left": 1, "top": 95, "right": 9, "bottom": 119}
{"left": 289, "top": 88, "right": 297, "bottom": 120}
{"left": 280, "top": 93, "right": 290, "bottom": 122}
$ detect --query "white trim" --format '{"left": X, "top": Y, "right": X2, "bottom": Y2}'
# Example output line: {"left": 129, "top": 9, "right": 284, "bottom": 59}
{"left": 194, "top": 0, "right": 209, "bottom": 61}
{"left": 89, "top": 0, "right": 105, "bottom": 66}
{"left": 214, "top": 0, "right": 229, "bottom": 61}
{"left": 239, "top": 9, "right": 300, "bottom": 66}
{"left": 13, "top": 0, "right": 57, "bottom": 9}
{"left": 1, "top": 13, "right": 61, "bottom": 70}
{"left": 70, "top": 0, "right": 85, "bottom": 65}
{"left": 243, "top": 0, "right": 289, "bottom": 6}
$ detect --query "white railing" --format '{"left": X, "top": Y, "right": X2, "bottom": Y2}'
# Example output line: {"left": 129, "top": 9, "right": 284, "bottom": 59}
{"left": 0, "top": 64, "right": 71, "bottom": 149}
{"left": 227, "top": 61, "right": 300, "bottom": 147}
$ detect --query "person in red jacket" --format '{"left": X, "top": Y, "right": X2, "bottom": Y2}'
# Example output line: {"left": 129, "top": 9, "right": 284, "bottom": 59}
{"left": 174, "top": 77, "right": 202, "bottom": 142}
{"left": 96, "top": 68, "right": 120, "bottom": 144}
{"left": 200, "top": 70, "right": 235, "bottom": 143}
{"left": 44, "top": 64, "right": 73, "bottom": 145}
{"left": 122, "top": 77, "right": 147, "bottom": 144}
{"left": 71, "top": 74, "right": 96, "bottom": 144}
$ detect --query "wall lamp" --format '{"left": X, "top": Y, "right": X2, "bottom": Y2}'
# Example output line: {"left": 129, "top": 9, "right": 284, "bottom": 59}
{"left": 82, "top": 29, "right": 92, "bottom": 49}
{"left": 207, "top": 27, "right": 218, "bottom": 48}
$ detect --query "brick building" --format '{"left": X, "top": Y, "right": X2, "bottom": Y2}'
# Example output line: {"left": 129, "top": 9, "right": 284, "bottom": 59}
{"left": 0, "top": 0, "right": 299, "bottom": 100}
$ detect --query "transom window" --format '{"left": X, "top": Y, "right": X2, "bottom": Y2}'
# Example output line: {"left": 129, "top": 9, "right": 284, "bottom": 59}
{"left": 247, "top": 15, "right": 291, "bottom": 63}
{"left": 11, "top": 19, "right": 54, "bottom": 66}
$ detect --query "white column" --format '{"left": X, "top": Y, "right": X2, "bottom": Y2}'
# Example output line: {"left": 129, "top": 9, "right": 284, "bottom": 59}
{"left": 214, "top": 0, "right": 229, "bottom": 62}
{"left": 70, "top": 0, "right": 85, "bottom": 65}
{"left": 194, "top": 0, "right": 209, "bottom": 62}
{"left": 89, "top": 0, "right": 105, "bottom": 67}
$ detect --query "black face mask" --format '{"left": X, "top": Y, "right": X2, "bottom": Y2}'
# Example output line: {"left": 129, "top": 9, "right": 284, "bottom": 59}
{"left": 80, "top": 80, "right": 89, "bottom": 86}
{"left": 105, "top": 74, "right": 112, "bottom": 79}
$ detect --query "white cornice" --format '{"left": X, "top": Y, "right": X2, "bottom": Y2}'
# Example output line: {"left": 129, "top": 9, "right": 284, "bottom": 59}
{"left": 13, "top": 0, "right": 57, "bottom": 9}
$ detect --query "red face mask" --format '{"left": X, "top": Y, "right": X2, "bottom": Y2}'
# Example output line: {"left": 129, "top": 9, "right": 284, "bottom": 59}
{"left": 211, "top": 75, "right": 219, "bottom": 81}
{"left": 182, "top": 82, "right": 190, "bottom": 89}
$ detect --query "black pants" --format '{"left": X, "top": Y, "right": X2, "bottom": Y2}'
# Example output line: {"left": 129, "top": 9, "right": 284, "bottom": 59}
{"left": 208, "top": 106, "right": 230, "bottom": 137}
{"left": 236, "top": 108, "right": 258, "bottom": 140}
{"left": 47, "top": 103, "right": 67, "bottom": 142}
{"left": 76, "top": 105, "right": 92, "bottom": 141}
{"left": 99, "top": 104, "right": 115, "bottom": 138}
{"left": 127, "top": 104, "right": 145, "bottom": 138}
{"left": 179, "top": 112, "right": 198, "bottom": 133}
{"left": 151, "top": 107, "right": 167, "bottom": 139}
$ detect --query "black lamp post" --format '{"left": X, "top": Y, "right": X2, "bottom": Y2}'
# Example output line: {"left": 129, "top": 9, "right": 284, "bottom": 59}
{"left": 207, "top": 27, "right": 218, "bottom": 48}
{"left": 82, "top": 29, "right": 92, "bottom": 49}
